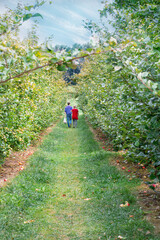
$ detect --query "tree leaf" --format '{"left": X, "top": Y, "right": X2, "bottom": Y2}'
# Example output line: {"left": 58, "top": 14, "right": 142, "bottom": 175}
{"left": 57, "top": 64, "right": 67, "bottom": 71}
{"left": 32, "top": 13, "right": 43, "bottom": 19}
{"left": 49, "top": 58, "right": 58, "bottom": 65}
{"left": 23, "top": 14, "right": 33, "bottom": 21}
{"left": 24, "top": 5, "right": 34, "bottom": 11}
{"left": 23, "top": 13, "right": 43, "bottom": 22}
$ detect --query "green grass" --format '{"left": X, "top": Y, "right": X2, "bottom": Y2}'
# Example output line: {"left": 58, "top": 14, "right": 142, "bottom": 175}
{"left": 0, "top": 115, "right": 159, "bottom": 240}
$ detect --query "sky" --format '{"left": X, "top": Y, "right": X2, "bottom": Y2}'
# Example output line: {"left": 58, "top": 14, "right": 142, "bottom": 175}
{"left": 0, "top": 0, "right": 108, "bottom": 47}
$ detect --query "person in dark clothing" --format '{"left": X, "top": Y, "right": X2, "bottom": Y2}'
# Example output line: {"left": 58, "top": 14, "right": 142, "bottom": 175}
{"left": 65, "top": 102, "right": 72, "bottom": 127}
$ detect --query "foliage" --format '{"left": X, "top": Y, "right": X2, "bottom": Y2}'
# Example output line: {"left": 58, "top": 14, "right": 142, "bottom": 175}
{"left": 77, "top": 0, "right": 160, "bottom": 181}
{"left": 0, "top": 66, "right": 66, "bottom": 159}
{"left": 0, "top": 0, "right": 46, "bottom": 37}
{"left": 0, "top": 1, "right": 82, "bottom": 85}
{"left": 0, "top": 1, "right": 67, "bottom": 160}
{"left": 0, "top": 1, "right": 96, "bottom": 160}
{"left": 1, "top": 0, "right": 159, "bottom": 183}
{"left": 53, "top": 42, "right": 93, "bottom": 52}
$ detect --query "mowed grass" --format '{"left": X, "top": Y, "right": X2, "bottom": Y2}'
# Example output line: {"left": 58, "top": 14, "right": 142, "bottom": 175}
{"left": 0, "top": 115, "right": 159, "bottom": 240}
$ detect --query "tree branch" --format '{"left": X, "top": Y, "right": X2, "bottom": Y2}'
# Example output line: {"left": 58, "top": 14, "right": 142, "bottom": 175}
{"left": 0, "top": 51, "right": 106, "bottom": 84}
{"left": 1, "top": 48, "right": 160, "bottom": 98}
{"left": 0, "top": 63, "right": 50, "bottom": 84}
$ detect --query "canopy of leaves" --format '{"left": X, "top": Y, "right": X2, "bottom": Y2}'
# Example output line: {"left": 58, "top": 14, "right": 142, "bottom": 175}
{"left": 77, "top": 0, "right": 160, "bottom": 182}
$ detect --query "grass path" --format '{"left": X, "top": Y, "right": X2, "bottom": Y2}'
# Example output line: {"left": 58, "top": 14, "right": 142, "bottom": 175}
{"left": 0, "top": 115, "right": 159, "bottom": 240}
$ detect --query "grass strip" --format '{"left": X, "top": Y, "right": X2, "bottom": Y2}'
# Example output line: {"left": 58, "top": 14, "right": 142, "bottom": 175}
{"left": 0, "top": 115, "right": 159, "bottom": 240}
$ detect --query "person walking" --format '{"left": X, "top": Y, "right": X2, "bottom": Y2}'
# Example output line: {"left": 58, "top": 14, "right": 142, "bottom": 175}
{"left": 72, "top": 105, "right": 78, "bottom": 128}
{"left": 65, "top": 102, "right": 72, "bottom": 128}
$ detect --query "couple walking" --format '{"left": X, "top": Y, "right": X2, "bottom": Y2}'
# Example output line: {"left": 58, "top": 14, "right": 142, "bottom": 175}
{"left": 65, "top": 102, "right": 78, "bottom": 128}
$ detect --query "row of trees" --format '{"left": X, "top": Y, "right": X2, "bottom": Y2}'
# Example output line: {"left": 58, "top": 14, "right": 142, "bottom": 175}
{"left": 0, "top": 1, "right": 67, "bottom": 160}
{"left": 0, "top": 0, "right": 159, "bottom": 184}
{"left": 0, "top": 0, "right": 94, "bottom": 160}
{"left": 76, "top": 0, "right": 160, "bottom": 182}
{"left": 0, "top": 67, "right": 66, "bottom": 160}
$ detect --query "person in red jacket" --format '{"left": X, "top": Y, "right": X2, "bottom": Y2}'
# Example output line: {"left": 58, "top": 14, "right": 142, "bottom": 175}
{"left": 72, "top": 105, "right": 78, "bottom": 128}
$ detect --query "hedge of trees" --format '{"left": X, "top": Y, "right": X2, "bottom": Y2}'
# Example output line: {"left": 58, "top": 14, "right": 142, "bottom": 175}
{"left": 0, "top": 68, "right": 66, "bottom": 160}
{"left": 0, "top": 2, "right": 67, "bottom": 160}
{"left": 76, "top": 0, "right": 160, "bottom": 182}
{"left": 0, "top": 0, "right": 159, "bottom": 184}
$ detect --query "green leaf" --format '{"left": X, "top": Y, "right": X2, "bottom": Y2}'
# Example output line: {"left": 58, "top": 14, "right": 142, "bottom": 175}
{"left": 86, "top": 48, "right": 93, "bottom": 53}
{"left": 23, "top": 14, "right": 33, "bottom": 21}
{"left": 57, "top": 64, "right": 67, "bottom": 71}
{"left": 14, "top": 15, "right": 21, "bottom": 23}
{"left": 32, "top": 13, "right": 43, "bottom": 19}
{"left": 78, "top": 51, "right": 87, "bottom": 57}
{"left": 135, "top": 141, "right": 139, "bottom": 147}
{"left": 23, "top": 13, "right": 43, "bottom": 22}
{"left": 24, "top": 5, "right": 34, "bottom": 11}
{"left": 149, "top": 172, "right": 156, "bottom": 180}
{"left": 49, "top": 58, "right": 58, "bottom": 65}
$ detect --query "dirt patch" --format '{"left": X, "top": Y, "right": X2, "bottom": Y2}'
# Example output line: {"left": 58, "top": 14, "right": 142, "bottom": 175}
{"left": 112, "top": 155, "right": 160, "bottom": 235}
{"left": 0, "top": 124, "right": 55, "bottom": 188}
{"left": 87, "top": 122, "right": 160, "bottom": 234}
